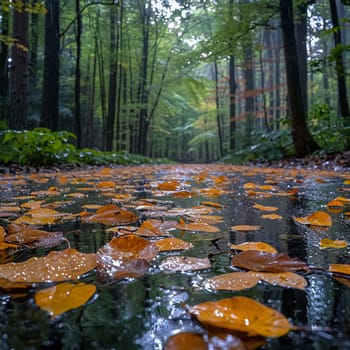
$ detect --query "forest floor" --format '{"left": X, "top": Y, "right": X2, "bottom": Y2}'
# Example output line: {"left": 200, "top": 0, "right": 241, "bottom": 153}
{"left": 0, "top": 151, "right": 349, "bottom": 175}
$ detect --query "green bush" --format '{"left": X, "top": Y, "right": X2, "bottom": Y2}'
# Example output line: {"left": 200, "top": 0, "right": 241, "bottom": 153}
{"left": 0, "top": 128, "right": 77, "bottom": 165}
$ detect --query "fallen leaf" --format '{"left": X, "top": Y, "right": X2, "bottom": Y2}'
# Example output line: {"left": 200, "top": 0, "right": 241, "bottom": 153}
{"left": 201, "top": 201, "right": 225, "bottom": 209}
{"left": 35, "top": 282, "right": 96, "bottom": 317}
{"left": 326, "top": 199, "right": 344, "bottom": 207}
{"left": 164, "top": 332, "right": 207, "bottom": 350}
{"left": 329, "top": 264, "right": 350, "bottom": 275}
{"left": 0, "top": 248, "right": 96, "bottom": 284}
{"left": 158, "top": 181, "right": 180, "bottom": 191}
{"left": 320, "top": 238, "right": 348, "bottom": 249}
{"left": 250, "top": 271, "right": 307, "bottom": 290}
{"left": 176, "top": 218, "right": 219, "bottom": 233}
{"left": 261, "top": 214, "right": 282, "bottom": 220}
{"left": 159, "top": 256, "right": 211, "bottom": 272}
{"left": 231, "top": 250, "right": 309, "bottom": 272}
{"left": 253, "top": 203, "right": 279, "bottom": 212}
{"left": 230, "top": 242, "right": 277, "bottom": 254}
{"left": 189, "top": 296, "right": 292, "bottom": 338}
{"left": 203, "top": 272, "right": 259, "bottom": 291}
{"left": 155, "top": 237, "right": 193, "bottom": 251}
{"left": 231, "top": 225, "right": 261, "bottom": 232}
{"left": 294, "top": 211, "right": 332, "bottom": 227}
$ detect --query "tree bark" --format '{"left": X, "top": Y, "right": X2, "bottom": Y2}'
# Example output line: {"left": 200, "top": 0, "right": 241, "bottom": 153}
{"left": 280, "top": 0, "right": 320, "bottom": 157}
{"left": 41, "top": 0, "right": 59, "bottom": 131}
{"left": 10, "top": 2, "right": 29, "bottom": 129}
{"left": 228, "top": 55, "right": 237, "bottom": 151}
{"left": 0, "top": 9, "right": 9, "bottom": 122}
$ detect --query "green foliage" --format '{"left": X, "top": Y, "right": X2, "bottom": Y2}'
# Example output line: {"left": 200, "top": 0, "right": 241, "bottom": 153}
{"left": 223, "top": 129, "right": 294, "bottom": 163}
{"left": 0, "top": 128, "right": 77, "bottom": 165}
{"left": 0, "top": 128, "right": 172, "bottom": 166}
{"left": 308, "top": 103, "right": 350, "bottom": 152}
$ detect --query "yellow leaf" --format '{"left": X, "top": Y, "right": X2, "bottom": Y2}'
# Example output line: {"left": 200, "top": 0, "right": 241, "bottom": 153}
{"left": 261, "top": 213, "right": 282, "bottom": 220}
{"left": 230, "top": 241, "right": 277, "bottom": 253}
{"left": 329, "top": 264, "right": 350, "bottom": 275}
{"left": 35, "top": 282, "right": 96, "bottom": 317}
{"left": 320, "top": 238, "right": 348, "bottom": 249}
{"left": 155, "top": 237, "right": 193, "bottom": 251}
{"left": 189, "top": 296, "right": 292, "bottom": 338}
{"left": 176, "top": 219, "right": 219, "bottom": 233}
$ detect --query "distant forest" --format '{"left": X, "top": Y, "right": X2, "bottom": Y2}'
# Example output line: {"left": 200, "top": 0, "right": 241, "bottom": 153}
{"left": 0, "top": 0, "right": 349, "bottom": 163}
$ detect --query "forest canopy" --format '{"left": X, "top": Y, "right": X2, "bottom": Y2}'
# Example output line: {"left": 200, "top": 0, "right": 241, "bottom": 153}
{"left": 0, "top": 0, "right": 349, "bottom": 164}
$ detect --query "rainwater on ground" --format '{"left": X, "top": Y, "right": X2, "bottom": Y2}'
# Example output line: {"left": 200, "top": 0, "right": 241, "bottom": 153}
{"left": 0, "top": 164, "right": 349, "bottom": 350}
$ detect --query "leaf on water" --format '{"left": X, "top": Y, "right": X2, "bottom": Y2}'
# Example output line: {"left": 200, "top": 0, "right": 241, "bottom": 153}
{"left": 231, "top": 250, "right": 309, "bottom": 272}
{"left": 135, "top": 220, "right": 170, "bottom": 237}
{"left": 189, "top": 296, "right": 292, "bottom": 338}
{"left": 96, "top": 181, "right": 116, "bottom": 188}
{"left": 252, "top": 203, "right": 279, "bottom": 212}
{"left": 5, "top": 228, "right": 64, "bottom": 248}
{"left": 176, "top": 218, "right": 219, "bottom": 233}
{"left": 164, "top": 332, "right": 207, "bottom": 350}
{"left": 231, "top": 225, "right": 261, "bottom": 232}
{"left": 329, "top": 264, "right": 350, "bottom": 275}
{"left": 320, "top": 238, "right": 348, "bottom": 249}
{"left": 82, "top": 204, "right": 138, "bottom": 225}
{"left": 204, "top": 272, "right": 259, "bottom": 291}
{"left": 0, "top": 248, "right": 96, "bottom": 284}
{"left": 155, "top": 237, "right": 193, "bottom": 251}
{"left": 261, "top": 214, "right": 282, "bottom": 220}
{"left": 97, "top": 235, "right": 158, "bottom": 279}
{"left": 326, "top": 199, "right": 344, "bottom": 207}
{"left": 250, "top": 271, "right": 307, "bottom": 290}
{"left": 230, "top": 242, "right": 277, "bottom": 254}
{"left": 172, "top": 190, "right": 198, "bottom": 198}
{"left": 157, "top": 181, "right": 180, "bottom": 191}
{"left": 201, "top": 201, "right": 225, "bottom": 209}
{"left": 35, "top": 282, "right": 96, "bottom": 317}
{"left": 0, "top": 226, "right": 18, "bottom": 250}
{"left": 159, "top": 256, "right": 211, "bottom": 272}
{"left": 293, "top": 211, "right": 332, "bottom": 227}
{"left": 199, "top": 188, "right": 224, "bottom": 197}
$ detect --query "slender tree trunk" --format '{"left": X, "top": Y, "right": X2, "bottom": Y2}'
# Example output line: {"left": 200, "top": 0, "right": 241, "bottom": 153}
{"left": 10, "top": 2, "right": 29, "bottom": 129}
{"left": 280, "top": 0, "right": 320, "bottom": 156}
{"left": 0, "top": 10, "right": 9, "bottom": 122}
{"left": 74, "top": 0, "right": 82, "bottom": 147}
{"left": 329, "top": 0, "right": 350, "bottom": 119}
{"left": 41, "top": 0, "right": 59, "bottom": 131}
{"left": 228, "top": 55, "right": 237, "bottom": 151}
{"left": 213, "top": 62, "right": 224, "bottom": 157}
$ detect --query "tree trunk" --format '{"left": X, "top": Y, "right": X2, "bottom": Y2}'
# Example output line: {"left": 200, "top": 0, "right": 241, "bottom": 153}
{"left": 74, "top": 0, "right": 82, "bottom": 148}
{"left": 41, "top": 0, "right": 59, "bottom": 131}
{"left": 329, "top": 0, "right": 350, "bottom": 119}
{"left": 280, "top": 0, "right": 320, "bottom": 157}
{"left": 213, "top": 62, "right": 224, "bottom": 157}
{"left": 228, "top": 55, "right": 237, "bottom": 151}
{"left": 0, "top": 9, "right": 9, "bottom": 122}
{"left": 10, "top": 2, "right": 29, "bottom": 129}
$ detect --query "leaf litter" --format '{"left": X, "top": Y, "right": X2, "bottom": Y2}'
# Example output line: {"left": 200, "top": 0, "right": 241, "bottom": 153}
{"left": 0, "top": 164, "right": 349, "bottom": 347}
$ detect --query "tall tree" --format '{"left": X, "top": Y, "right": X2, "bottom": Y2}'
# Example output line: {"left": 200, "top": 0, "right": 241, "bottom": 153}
{"left": 0, "top": 9, "right": 9, "bottom": 122}
{"left": 9, "top": 1, "right": 30, "bottom": 129}
{"left": 329, "top": 0, "right": 350, "bottom": 119}
{"left": 41, "top": 0, "right": 60, "bottom": 130}
{"left": 280, "top": 0, "right": 320, "bottom": 156}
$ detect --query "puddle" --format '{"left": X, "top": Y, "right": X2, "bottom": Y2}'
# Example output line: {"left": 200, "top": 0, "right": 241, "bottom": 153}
{"left": 0, "top": 164, "right": 349, "bottom": 349}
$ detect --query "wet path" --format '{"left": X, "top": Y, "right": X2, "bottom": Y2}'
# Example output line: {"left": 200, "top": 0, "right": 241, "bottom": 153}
{"left": 0, "top": 164, "right": 349, "bottom": 349}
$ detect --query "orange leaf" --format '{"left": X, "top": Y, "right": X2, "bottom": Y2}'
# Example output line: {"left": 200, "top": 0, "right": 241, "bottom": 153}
{"left": 261, "top": 213, "right": 282, "bottom": 220}
{"left": 230, "top": 241, "right": 277, "bottom": 254}
{"left": 320, "top": 238, "right": 348, "bottom": 249}
{"left": 164, "top": 332, "right": 207, "bottom": 350}
{"left": 96, "top": 181, "right": 116, "bottom": 188}
{"left": 231, "top": 250, "right": 309, "bottom": 272}
{"left": 0, "top": 248, "right": 96, "bottom": 283}
{"left": 189, "top": 296, "right": 292, "bottom": 337}
{"left": 35, "top": 282, "right": 96, "bottom": 317}
{"left": 201, "top": 201, "right": 225, "bottom": 209}
{"left": 231, "top": 225, "right": 261, "bottom": 232}
{"left": 250, "top": 271, "right": 307, "bottom": 290}
{"left": 329, "top": 264, "right": 350, "bottom": 275}
{"left": 159, "top": 256, "right": 211, "bottom": 272}
{"left": 157, "top": 181, "right": 180, "bottom": 191}
{"left": 172, "top": 191, "right": 198, "bottom": 198}
{"left": 155, "top": 237, "right": 193, "bottom": 251}
{"left": 326, "top": 199, "right": 344, "bottom": 207}
{"left": 253, "top": 203, "right": 279, "bottom": 212}
{"left": 294, "top": 211, "right": 332, "bottom": 227}
{"left": 176, "top": 219, "right": 219, "bottom": 233}
{"left": 204, "top": 272, "right": 259, "bottom": 291}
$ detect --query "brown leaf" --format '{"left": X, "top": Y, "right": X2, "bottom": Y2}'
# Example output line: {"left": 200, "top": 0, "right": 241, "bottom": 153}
{"left": 329, "top": 264, "right": 350, "bottom": 275}
{"left": 230, "top": 241, "right": 277, "bottom": 254}
{"left": 189, "top": 296, "right": 292, "bottom": 338}
{"left": 252, "top": 203, "right": 279, "bottom": 212}
{"left": 155, "top": 237, "right": 193, "bottom": 251}
{"left": 250, "top": 271, "right": 307, "bottom": 290}
{"left": 320, "top": 238, "right": 348, "bottom": 249}
{"left": 176, "top": 218, "right": 219, "bottom": 233}
{"left": 231, "top": 250, "right": 309, "bottom": 272}
{"left": 294, "top": 211, "right": 332, "bottom": 227}
{"left": 231, "top": 225, "right": 261, "bottom": 232}
{"left": 204, "top": 272, "right": 259, "bottom": 291}
{"left": 164, "top": 332, "right": 207, "bottom": 350}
